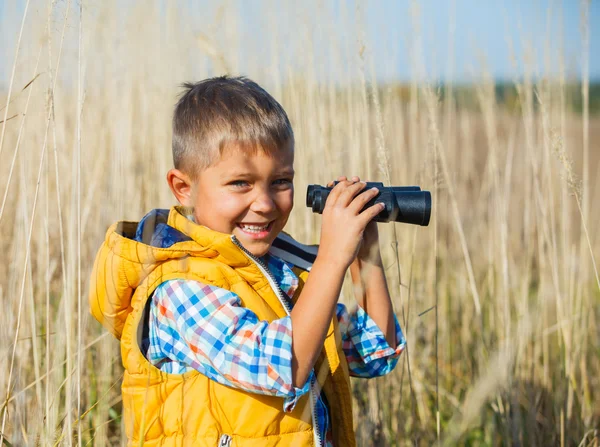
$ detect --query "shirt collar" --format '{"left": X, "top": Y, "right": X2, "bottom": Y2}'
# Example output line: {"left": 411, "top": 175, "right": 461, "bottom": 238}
{"left": 264, "top": 253, "right": 299, "bottom": 299}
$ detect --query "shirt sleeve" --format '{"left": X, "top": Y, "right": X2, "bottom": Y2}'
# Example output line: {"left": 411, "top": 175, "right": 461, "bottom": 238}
{"left": 336, "top": 303, "right": 406, "bottom": 378}
{"left": 146, "top": 279, "right": 312, "bottom": 412}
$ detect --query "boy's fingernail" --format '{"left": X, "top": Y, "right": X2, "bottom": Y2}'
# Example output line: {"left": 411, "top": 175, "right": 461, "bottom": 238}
{"left": 371, "top": 187, "right": 378, "bottom": 191}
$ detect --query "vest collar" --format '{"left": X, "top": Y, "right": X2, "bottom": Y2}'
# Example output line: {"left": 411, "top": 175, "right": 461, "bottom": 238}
{"left": 167, "top": 206, "right": 251, "bottom": 268}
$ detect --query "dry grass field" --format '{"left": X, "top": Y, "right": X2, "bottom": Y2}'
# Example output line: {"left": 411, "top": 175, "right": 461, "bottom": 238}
{"left": 1, "top": 1, "right": 598, "bottom": 445}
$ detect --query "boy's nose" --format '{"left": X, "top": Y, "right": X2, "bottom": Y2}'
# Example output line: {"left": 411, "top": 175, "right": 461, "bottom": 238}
{"left": 250, "top": 191, "right": 276, "bottom": 214}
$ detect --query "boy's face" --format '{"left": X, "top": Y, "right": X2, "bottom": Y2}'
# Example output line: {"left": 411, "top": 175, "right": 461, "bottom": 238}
{"left": 185, "top": 144, "right": 294, "bottom": 257}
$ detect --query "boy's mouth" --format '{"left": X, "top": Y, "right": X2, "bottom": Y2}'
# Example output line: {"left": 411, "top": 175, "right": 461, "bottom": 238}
{"left": 236, "top": 221, "right": 274, "bottom": 239}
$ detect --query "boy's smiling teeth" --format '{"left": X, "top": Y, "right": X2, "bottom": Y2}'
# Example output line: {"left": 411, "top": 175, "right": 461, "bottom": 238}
{"left": 238, "top": 222, "right": 271, "bottom": 233}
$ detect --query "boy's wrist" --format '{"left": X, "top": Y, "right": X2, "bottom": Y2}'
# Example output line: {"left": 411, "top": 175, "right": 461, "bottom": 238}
{"left": 313, "top": 254, "right": 350, "bottom": 275}
{"left": 357, "top": 247, "right": 383, "bottom": 267}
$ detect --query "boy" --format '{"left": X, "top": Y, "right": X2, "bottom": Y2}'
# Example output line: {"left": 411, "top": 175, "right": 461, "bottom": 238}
{"left": 89, "top": 76, "right": 405, "bottom": 446}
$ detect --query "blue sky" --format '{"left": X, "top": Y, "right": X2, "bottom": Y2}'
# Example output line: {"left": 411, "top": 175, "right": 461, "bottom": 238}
{"left": 218, "top": 0, "right": 600, "bottom": 83}
{"left": 1, "top": 0, "right": 599, "bottom": 84}
{"left": 364, "top": 0, "right": 600, "bottom": 82}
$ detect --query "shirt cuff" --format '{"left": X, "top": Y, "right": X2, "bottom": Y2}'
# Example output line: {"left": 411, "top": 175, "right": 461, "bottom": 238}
{"left": 348, "top": 306, "right": 406, "bottom": 363}
{"left": 282, "top": 370, "right": 313, "bottom": 412}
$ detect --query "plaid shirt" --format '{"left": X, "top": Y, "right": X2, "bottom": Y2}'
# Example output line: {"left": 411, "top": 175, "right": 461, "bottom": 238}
{"left": 143, "top": 253, "right": 405, "bottom": 446}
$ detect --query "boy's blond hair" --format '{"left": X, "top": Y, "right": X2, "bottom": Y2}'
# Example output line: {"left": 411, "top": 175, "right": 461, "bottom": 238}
{"left": 172, "top": 76, "right": 294, "bottom": 178}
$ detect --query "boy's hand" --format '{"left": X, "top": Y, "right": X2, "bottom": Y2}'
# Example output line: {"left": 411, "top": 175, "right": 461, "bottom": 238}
{"left": 318, "top": 176, "right": 384, "bottom": 271}
{"left": 329, "top": 176, "right": 383, "bottom": 266}
{"left": 342, "top": 177, "right": 383, "bottom": 266}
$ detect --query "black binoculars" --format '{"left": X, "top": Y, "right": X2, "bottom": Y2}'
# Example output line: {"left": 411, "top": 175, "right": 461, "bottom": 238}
{"left": 306, "top": 182, "right": 431, "bottom": 226}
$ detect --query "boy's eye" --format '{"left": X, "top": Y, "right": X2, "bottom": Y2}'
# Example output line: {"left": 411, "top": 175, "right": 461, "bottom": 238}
{"left": 229, "top": 180, "right": 250, "bottom": 188}
{"left": 273, "top": 178, "right": 293, "bottom": 187}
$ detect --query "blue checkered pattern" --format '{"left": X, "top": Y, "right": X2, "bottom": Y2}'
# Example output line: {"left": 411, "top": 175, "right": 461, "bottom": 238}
{"left": 339, "top": 303, "right": 406, "bottom": 377}
{"left": 144, "top": 253, "right": 405, "bottom": 446}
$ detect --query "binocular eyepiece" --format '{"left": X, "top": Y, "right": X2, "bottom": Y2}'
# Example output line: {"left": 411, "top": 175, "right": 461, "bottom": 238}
{"left": 306, "top": 182, "right": 431, "bottom": 226}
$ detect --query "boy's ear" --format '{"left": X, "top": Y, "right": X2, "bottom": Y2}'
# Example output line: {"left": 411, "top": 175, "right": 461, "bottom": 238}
{"left": 166, "top": 169, "right": 195, "bottom": 206}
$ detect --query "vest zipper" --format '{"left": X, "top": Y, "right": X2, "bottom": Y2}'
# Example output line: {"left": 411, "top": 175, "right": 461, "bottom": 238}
{"left": 231, "top": 236, "right": 323, "bottom": 447}
{"left": 218, "top": 434, "right": 232, "bottom": 446}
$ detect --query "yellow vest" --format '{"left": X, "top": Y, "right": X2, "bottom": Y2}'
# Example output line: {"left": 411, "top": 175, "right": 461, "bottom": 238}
{"left": 89, "top": 207, "right": 356, "bottom": 446}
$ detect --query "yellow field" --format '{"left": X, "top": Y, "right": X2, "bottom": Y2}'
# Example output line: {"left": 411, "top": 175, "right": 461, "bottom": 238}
{"left": 0, "top": 1, "right": 598, "bottom": 445}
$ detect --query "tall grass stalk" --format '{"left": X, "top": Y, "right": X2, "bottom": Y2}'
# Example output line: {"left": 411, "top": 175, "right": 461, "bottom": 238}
{"left": 0, "top": 0, "right": 31, "bottom": 163}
